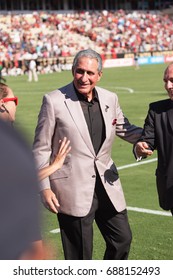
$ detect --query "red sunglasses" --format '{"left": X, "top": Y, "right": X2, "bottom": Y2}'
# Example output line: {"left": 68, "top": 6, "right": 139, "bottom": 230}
{"left": 2, "top": 97, "right": 18, "bottom": 106}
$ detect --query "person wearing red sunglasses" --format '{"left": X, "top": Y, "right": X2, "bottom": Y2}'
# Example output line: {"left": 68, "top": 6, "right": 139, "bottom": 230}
{"left": 0, "top": 82, "right": 18, "bottom": 123}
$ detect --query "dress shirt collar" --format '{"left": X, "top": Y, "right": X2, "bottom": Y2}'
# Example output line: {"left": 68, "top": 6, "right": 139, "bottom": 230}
{"left": 73, "top": 84, "right": 99, "bottom": 103}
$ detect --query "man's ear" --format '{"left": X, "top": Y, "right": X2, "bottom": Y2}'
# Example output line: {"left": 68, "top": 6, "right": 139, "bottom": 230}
{"left": 97, "top": 71, "right": 103, "bottom": 81}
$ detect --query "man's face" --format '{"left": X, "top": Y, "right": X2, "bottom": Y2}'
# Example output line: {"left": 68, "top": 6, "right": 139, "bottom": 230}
{"left": 163, "top": 65, "right": 173, "bottom": 100}
{"left": 72, "top": 57, "right": 102, "bottom": 99}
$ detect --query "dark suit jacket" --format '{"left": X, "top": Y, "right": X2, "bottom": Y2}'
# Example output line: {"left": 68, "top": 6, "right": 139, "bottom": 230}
{"left": 138, "top": 98, "right": 173, "bottom": 210}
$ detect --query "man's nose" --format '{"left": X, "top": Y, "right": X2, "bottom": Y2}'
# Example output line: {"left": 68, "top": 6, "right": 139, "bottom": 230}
{"left": 167, "top": 80, "right": 173, "bottom": 88}
{"left": 81, "top": 72, "right": 88, "bottom": 81}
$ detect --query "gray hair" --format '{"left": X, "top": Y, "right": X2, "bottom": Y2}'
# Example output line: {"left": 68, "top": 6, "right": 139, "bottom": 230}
{"left": 72, "top": 49, "right": 103, "bottom": 73}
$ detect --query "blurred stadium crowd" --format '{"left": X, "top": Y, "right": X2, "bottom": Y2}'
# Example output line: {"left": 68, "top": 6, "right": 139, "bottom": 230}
{"left": 0, "top": 9, "right": 173, "bottom": 77}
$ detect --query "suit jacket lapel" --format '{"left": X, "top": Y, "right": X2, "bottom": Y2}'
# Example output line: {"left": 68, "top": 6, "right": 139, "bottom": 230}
{"left": 64, "top": 83, "right": 95, "bottom": 155}
{"left": 96, "top": 87, "right": 112, "bottom": 151}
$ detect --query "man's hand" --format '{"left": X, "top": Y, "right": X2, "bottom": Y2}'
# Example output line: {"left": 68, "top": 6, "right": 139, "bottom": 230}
{"left": 135, "top": 141, "right": 153, "bottom": 158}
{"left": 40, "top": 189, "right": 60, "bottom": 214}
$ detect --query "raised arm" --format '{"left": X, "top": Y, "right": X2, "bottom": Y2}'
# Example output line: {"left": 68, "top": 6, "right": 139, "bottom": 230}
{"left": 38, "top": 137, "right": 71, "bottom": 181}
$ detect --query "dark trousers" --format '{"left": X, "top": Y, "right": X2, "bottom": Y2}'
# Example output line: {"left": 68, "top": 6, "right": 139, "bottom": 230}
{"left": 58, "top": 175, "right": 132, "bottom": 260}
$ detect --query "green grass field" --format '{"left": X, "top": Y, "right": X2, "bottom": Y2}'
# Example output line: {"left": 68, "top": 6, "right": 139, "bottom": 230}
{"left": 7, "top": 63, "right": 173, "bottom": 260}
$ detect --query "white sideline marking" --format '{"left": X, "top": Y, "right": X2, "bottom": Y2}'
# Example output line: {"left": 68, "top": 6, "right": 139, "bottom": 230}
{"left": 50, "top": 228, "right": 60, "bottom": 234}
{"left": 50, "top": 206, "right": 171, "bottom": 234}
{"left": 117, "top": 157, "right": 157, "bottom": 170}
{"left": 49, "top": 157, "right": 169, "bottom": 234}
{"left": 108, "top": 86, "right": 164, "bottom": 95}
{"left": 115, "top": 87, "right": 134, "bottom": 93}
{"left": 127, "top": 206, "right": 171, "bottom": 216}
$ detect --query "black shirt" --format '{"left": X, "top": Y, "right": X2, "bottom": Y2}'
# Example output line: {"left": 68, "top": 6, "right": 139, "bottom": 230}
{"left": 75, "top": 88, "right": 106, "bottom": 155}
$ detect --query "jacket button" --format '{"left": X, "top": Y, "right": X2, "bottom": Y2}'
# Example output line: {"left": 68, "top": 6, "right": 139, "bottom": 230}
{"left": 92, "top": 175, "right": 96, "bottom": 178}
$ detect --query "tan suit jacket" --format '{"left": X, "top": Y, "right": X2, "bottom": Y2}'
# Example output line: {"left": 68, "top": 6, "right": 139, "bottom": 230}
{"left": 33, "top": 82, "right": 142, "bottom": 216}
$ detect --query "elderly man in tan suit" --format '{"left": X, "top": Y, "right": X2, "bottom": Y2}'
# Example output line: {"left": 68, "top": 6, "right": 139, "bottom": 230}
{"left": 33, "top": 49, "right": 142, "bottom": 260}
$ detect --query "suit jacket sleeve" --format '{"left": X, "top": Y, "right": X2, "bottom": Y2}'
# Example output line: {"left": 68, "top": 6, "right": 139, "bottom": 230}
{"left": 133, "top": 103, "right": 156, "bottom": 160}
{"left": 137, "top": 104, "right": 156, "bottom": 151}
{"left": 115, "top": 99, "right": 143, "bottom": 144}
{"left": 33, "top": 94, "right": 56, "bottom": 191}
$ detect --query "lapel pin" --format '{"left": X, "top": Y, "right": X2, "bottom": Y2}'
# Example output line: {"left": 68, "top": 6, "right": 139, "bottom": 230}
{"left": 105, "top": 105, "right": 109, "bottom": 112}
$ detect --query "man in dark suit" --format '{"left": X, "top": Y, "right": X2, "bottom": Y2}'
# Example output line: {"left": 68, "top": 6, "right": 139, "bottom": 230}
{"left": 134, "top": 62, "right": 173, "bottom": 214}
{"left": 33, "top": 48, "right": 142, "bottom": 260}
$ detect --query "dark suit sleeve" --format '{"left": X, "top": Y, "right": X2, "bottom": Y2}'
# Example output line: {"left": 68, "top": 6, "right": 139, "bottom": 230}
{"left": 136, "top": 104, "right": 156, "bottom": 151}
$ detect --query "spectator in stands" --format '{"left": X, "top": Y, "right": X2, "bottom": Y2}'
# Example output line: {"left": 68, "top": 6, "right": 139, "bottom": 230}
{"left": 1, "top": 10, "right": 173, "bottom": 77}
